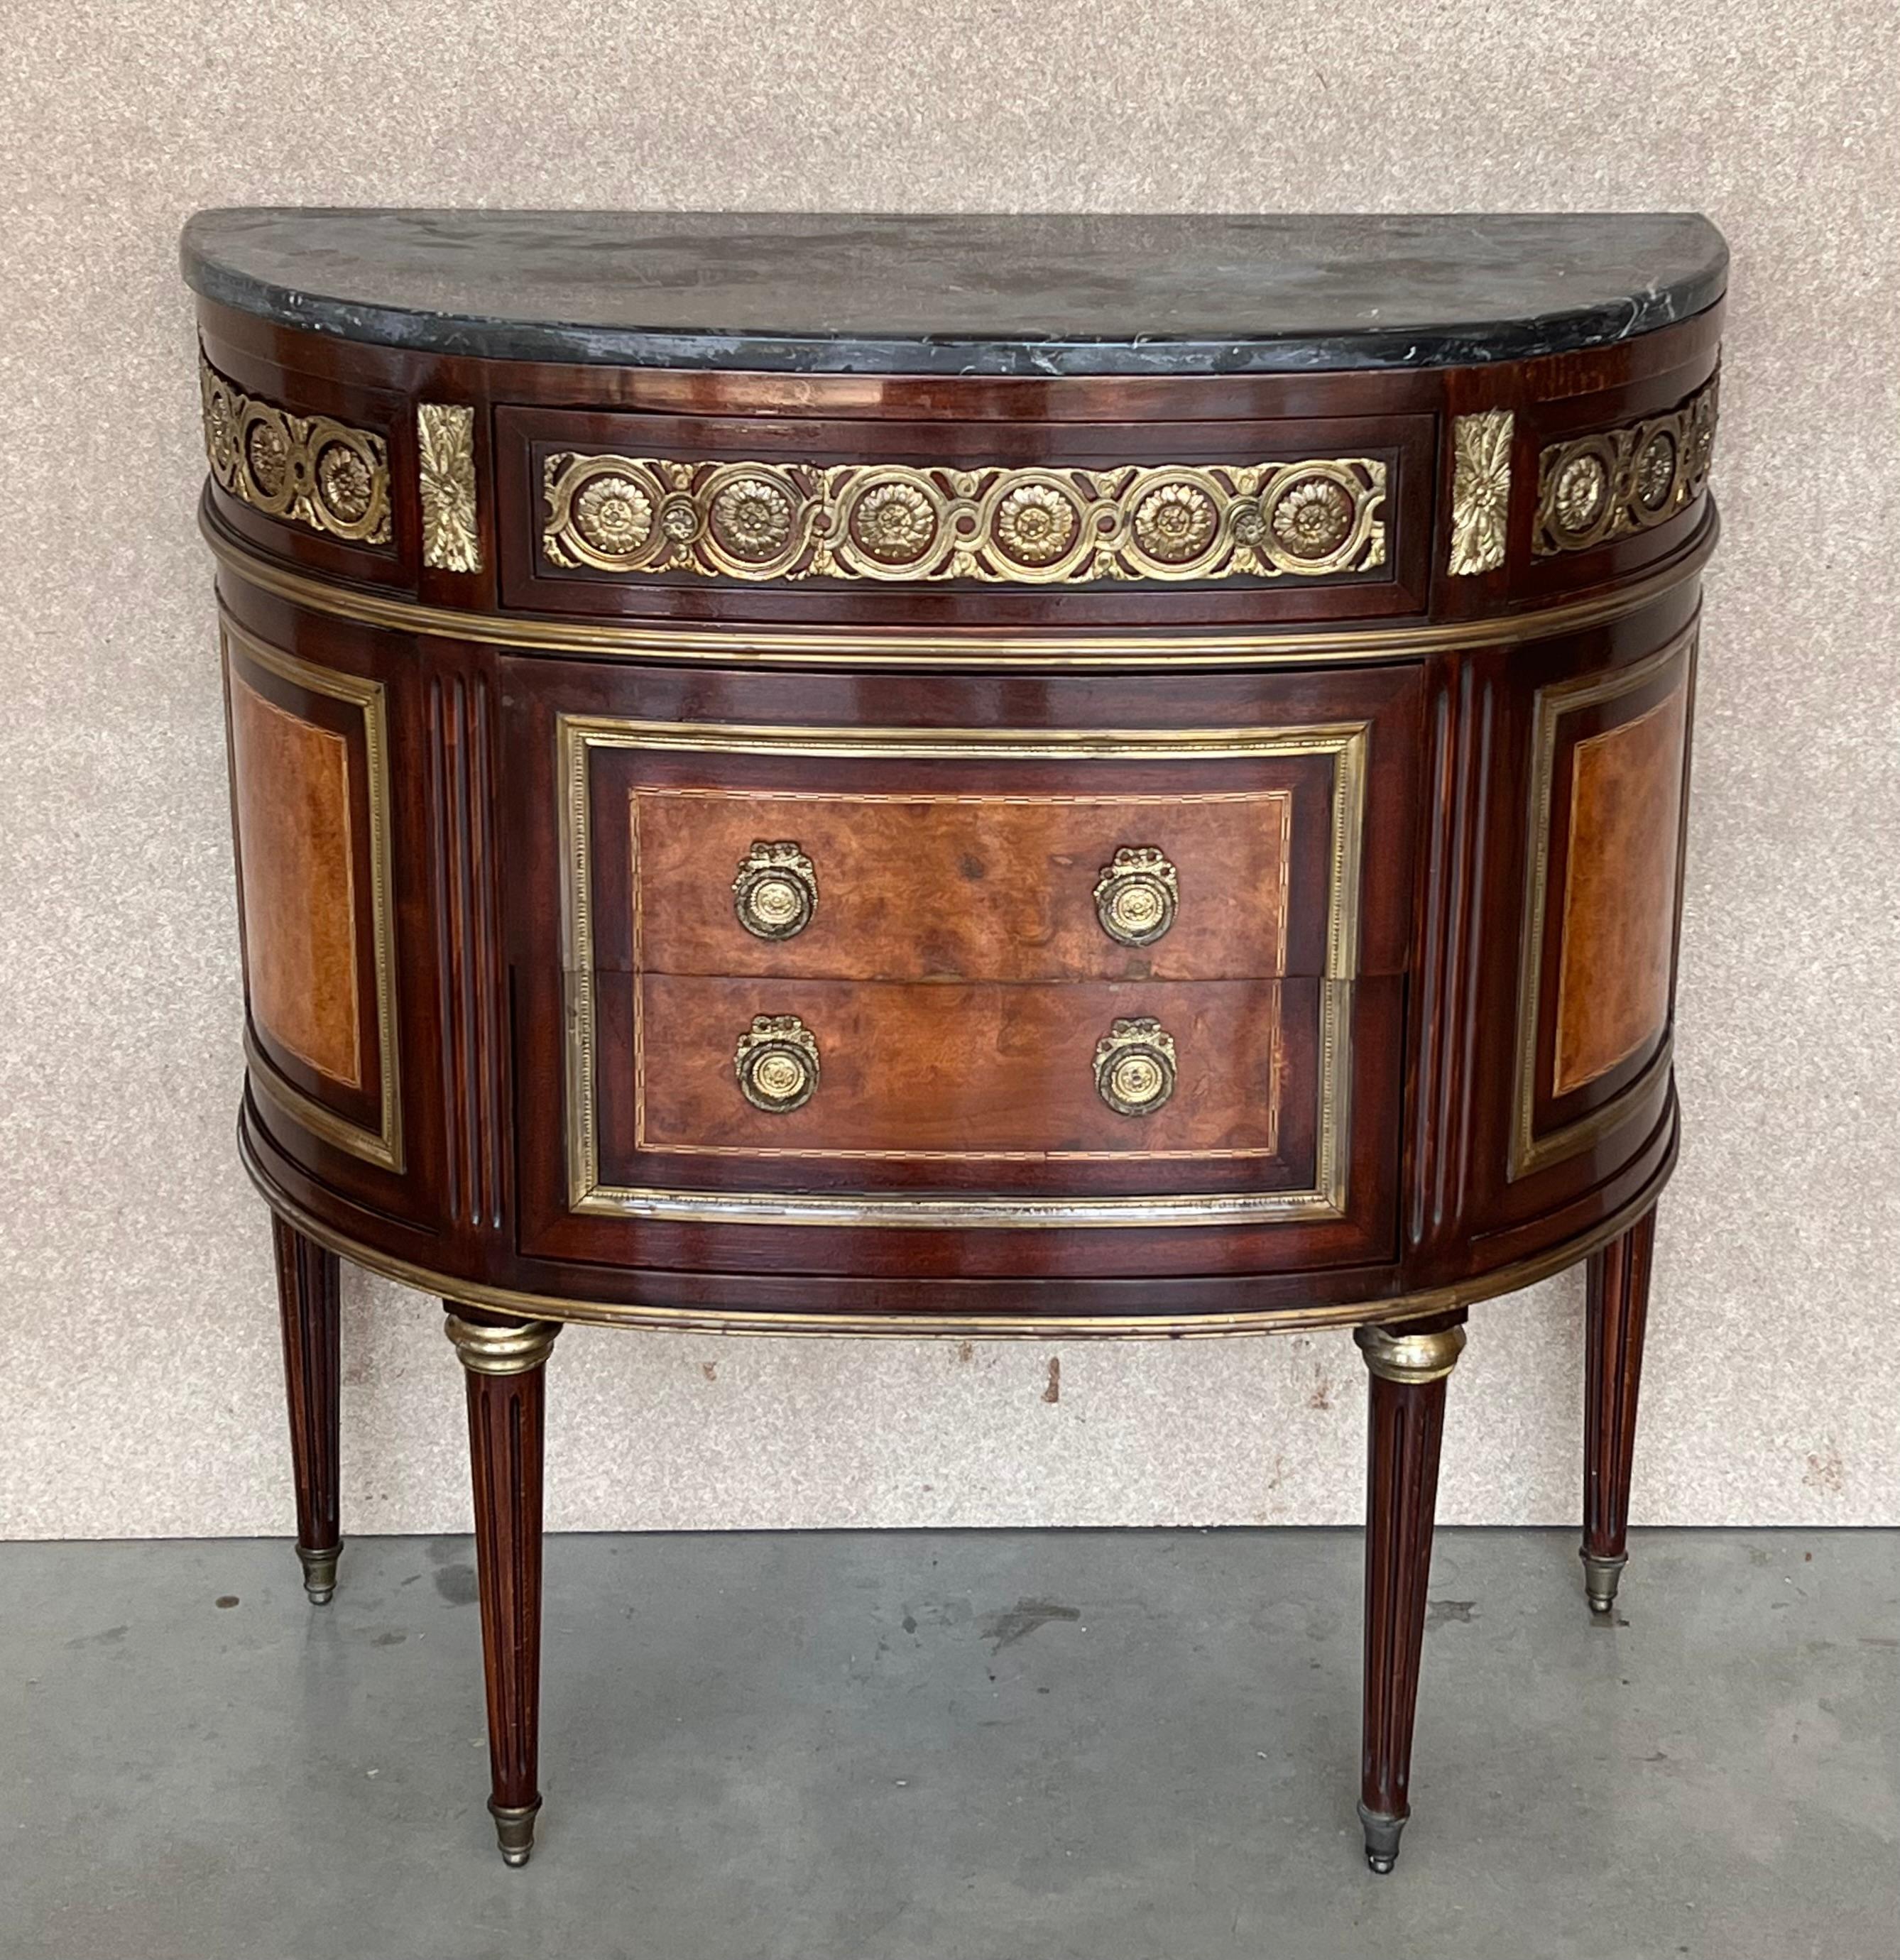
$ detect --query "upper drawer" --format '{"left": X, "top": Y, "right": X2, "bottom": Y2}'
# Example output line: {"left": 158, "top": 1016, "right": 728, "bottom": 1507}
{"left": 632, "top": 775, "right": 1337, "bottom": 984}
{"left": 494, "top": 409, "right": 1437, "bottom": 628}
{"left": 573, "top": 706, "right": 1414, "bottom": 988}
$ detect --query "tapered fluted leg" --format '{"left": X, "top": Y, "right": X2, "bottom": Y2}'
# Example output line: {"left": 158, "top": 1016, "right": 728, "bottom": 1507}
{"left": 271, "top": 1216, "right": 342, "bottom": 1604}
{"left": 1582, "top": 1209, "right": 1656, "bottom": 1615}
{"left": 446, "top": 1309, "right": 560, "bottom": 1868}
{"left": 1354, "top": 1315, "right": 1466, "bottom": 1874}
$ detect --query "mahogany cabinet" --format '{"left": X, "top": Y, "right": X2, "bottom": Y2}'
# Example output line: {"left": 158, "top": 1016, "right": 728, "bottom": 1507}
{"left": 183, "top": 209, "right": 1723, "bottom": 1872}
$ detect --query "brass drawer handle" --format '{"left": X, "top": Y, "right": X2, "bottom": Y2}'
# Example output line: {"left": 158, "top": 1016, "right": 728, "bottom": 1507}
{"left": 1094, "top": 1016, "right": 1176, "bottom": 1117}
{"left": 733, "top": 841, "right": 817, "bottom": 940}
{"left": 735, "top": 1014, "right": 820, "bottom": 1112}
{"left": 1094, "top": 846, "right": 1178, "bottom": 946}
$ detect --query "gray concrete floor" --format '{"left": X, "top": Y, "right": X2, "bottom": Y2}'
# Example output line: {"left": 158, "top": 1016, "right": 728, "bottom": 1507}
{"left": 1, "top": 1530, "right": 1894, "bottom": 1960}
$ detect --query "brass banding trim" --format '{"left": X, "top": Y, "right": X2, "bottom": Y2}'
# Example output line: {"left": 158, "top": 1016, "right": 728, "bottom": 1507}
{"left": 563, "top": 715, "right": 1365, "bottom": 1225}
{"left": 239, "top": 1095, "right": 1676, "bottom": 1341}
{"left": 202, "top": 496, "right": 1716, "bottom": 669}
{"left": 444, "top": 1312, "right": 560, "bottom": 1375}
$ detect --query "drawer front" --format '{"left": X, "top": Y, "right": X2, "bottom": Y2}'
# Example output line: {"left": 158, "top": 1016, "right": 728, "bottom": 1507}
{"left": 633, "top": 976, "right": 1292, "bottom": 1159}
{"left": 627, "top": 774, "right": 1355, "bottom": 985}
{"left": 511, "top": 659, "right": 1419, "bottom": 1264}
{"left": 495, "top": 408, "right": 1436, "bottom": 628}
{"left": 586, "top": 971, "right": 1387, "bottom": 1217}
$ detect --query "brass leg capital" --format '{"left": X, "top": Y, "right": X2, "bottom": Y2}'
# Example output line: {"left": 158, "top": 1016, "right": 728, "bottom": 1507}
{"left": 445, "top": 1312, "right": 561, "bottom": 1377}
{"left": 1581, "top": 1549, "right": 1628, "bottom": 1614}
{"left": 1355, "top": 1320, "right": 1466, "bottom": 1386}
{"left": 294, "top": 1542, "right": 342, "bottom": 1604}
{"left": 488, "top": 1796, "right": 541, "bottom": 1868}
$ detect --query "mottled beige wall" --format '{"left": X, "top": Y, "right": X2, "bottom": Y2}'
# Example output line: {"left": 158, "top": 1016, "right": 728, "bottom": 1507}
{"left": 3, "top": 1, "right": 1895, "bottom": 1538}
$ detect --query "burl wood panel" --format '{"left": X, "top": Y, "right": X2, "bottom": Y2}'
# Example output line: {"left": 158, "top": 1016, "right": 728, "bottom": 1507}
{"left": 635, "top": 975, "right": 1289, "bottom": 1159}
{"left": 229, "top": 671, "right": 362, "bottom": 1086}
{"left": 1554, "top": 680, "right": 1688, "bottom": 1095}
{"left": 631, "top": 787, "right": 1292, "bottom": 982}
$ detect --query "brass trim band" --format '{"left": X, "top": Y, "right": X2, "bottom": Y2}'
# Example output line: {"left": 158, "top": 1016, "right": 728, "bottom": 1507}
{"left": 560, "top": 714, "right": 1365, "bottom": 1227}
{"left": 444, "top": 1313, "right": 561, "bottom": 1376}
{"left": 1354, "top": 1322, "right": 1467, "bottom": 1384}
{"left": 201, "top": 496, "right": 1718, "bottom": 670}
{"left": 239, "top": 1095, "right": 1676, "bottom": 1342}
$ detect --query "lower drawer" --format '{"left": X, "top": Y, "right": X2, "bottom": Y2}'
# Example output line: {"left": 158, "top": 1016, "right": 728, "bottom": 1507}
{"left": 577, "top": 968, "right": 1397, "bottom": 1211}
{"left": 635, "top": 975, "right": 1289, "bottom": 1159}
{"left": 521, "top": 963, "right": 1402, "bottom": 1269}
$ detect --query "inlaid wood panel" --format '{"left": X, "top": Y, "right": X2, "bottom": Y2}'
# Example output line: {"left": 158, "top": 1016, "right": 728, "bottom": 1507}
{"left": 630, "top": 787, "right": 1294, "bottom": 982}
{"left": 1511, "top": 623, "right": 1695, "bottom": 1181}
{"left": 222, "top": 615, "right": 403, "bottom": 1173}
{"left": 1554, "top": 680, "right": 1688, "bottom": 1095}
{"left": 229, "top": 670, "right": 362, "bottom": 1088}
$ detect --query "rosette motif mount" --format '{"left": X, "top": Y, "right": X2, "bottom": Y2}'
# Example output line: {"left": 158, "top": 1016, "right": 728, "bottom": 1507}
{"left": 1533, "top": 373, "right": 1719, "bottom": 557}
{"left": 542, "top": 451, "right": 1387, "bottom": 586}
{"left": 200, "top": 357, "right": 391, "bottom": 547}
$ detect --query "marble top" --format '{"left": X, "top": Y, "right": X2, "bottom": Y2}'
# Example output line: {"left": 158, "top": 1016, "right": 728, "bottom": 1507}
{"left": 181, "top": 209, "right": 1727, "bottom": 378}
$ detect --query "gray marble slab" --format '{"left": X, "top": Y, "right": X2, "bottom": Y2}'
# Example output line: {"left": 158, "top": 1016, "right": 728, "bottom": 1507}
{"left": 182, "top": 209, "right": 1727, "bottom": 377}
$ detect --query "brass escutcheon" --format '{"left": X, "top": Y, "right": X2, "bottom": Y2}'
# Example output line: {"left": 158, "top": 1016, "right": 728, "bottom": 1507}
{"left": 1093, "top": 1016, "right": 1177, "bottom": 1116}
{"left": 1094, "top": 846, "right": 1179, "bottom": 946}
{"left": 735, "top": 1014, "right": 820, "bottom": 1112}
{"left": 733, "top": 841, "right": 818, "bottom": 940}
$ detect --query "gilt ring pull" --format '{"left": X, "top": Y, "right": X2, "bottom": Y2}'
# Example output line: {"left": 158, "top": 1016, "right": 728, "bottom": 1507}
{"left": 733, "top": 841, "right": 818, "bottom": 940}
{"left": 734, "top": 1014, "right": 821, "bottom": 1112}
{"left": 1094, "top": 846, "right": 1178, "bottom": 946}
{"left": 1093, "top": 1016, "right": 1177, "bottom": 1117}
